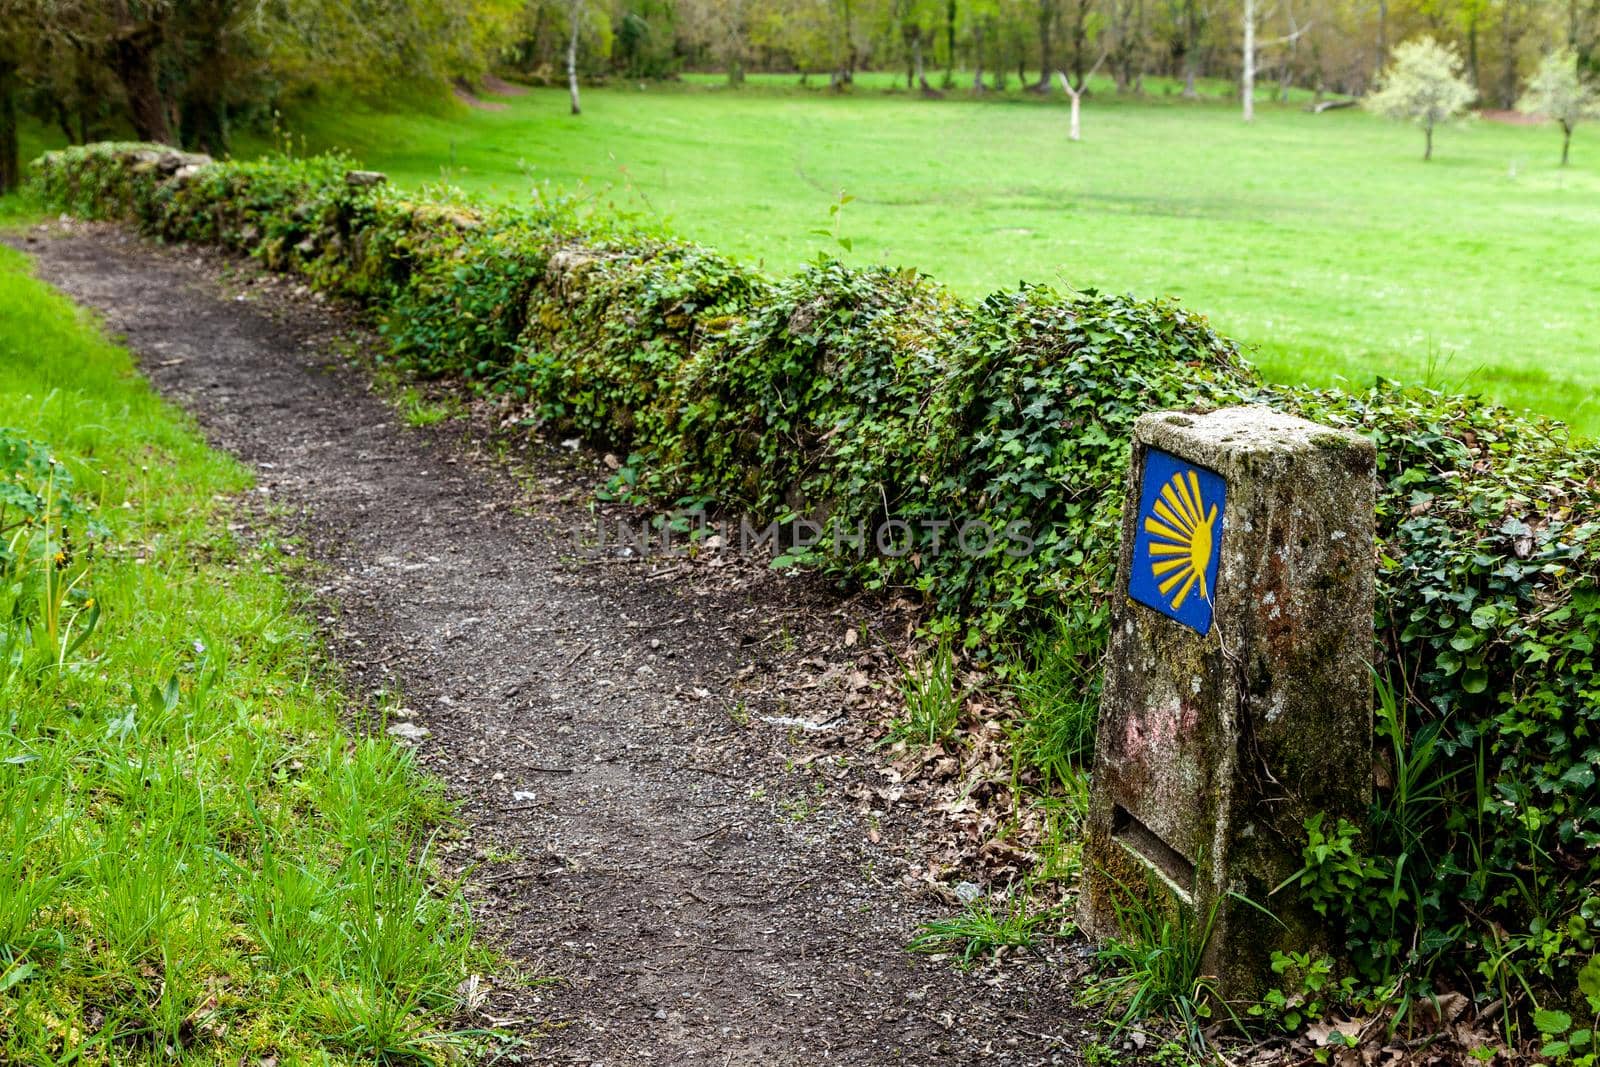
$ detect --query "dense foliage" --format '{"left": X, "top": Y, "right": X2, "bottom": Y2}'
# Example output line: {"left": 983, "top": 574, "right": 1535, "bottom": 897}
{"left": 1284, "top": 384, "right": 1600, "bottom": 1004}
{"left": 4, "top": 0, "right": 1595, "bottom": 199}
{"left": 29, "top": 143, "right": 1600, "bottom": 1022}
{"left": 0, "top": 0, "right": 519, "bottom": 161}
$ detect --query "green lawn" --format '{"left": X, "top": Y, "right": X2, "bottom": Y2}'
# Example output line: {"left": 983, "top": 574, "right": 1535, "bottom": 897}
{"left": 247, "top": 81, "right": 1599, "bottom": 435}
{"left": 0, "top": 237, "right": 482, "bottom": 1062}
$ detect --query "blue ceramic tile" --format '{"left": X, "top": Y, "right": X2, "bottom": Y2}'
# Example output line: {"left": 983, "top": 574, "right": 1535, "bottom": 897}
{"left": 1128, "top": 448, "right": 1226, "bottom": 636}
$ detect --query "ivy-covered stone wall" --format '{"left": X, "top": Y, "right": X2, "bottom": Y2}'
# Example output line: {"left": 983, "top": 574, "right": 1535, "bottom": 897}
{"left": 28, "top": 143, "right": 1600, "bottom": 1006}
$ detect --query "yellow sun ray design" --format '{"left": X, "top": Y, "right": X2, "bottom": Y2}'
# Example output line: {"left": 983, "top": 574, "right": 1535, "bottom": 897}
{"left": 1142, "top": 470, "right": 1219, "bottom": 611}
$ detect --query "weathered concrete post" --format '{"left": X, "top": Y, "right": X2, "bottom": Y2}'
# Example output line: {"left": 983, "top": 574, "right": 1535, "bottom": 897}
{"left": 1079, "top": 406, "right": 1376, "bottom": 999}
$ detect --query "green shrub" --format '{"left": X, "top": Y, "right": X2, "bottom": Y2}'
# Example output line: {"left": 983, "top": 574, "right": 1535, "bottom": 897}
{"left": 923, "top": 285, "right": 1258, "bottom": 633}
{"left": 517, "top": 236, "right": 765, "bottom": 444}
{"left": 643, "top": 260, "right": 958, "bottom": 552}
{"left": 380, "top": 211, "right": 565, "bottom": 381}
{"left": 1280, "top": 383, "right": 1600, "bottom": 997}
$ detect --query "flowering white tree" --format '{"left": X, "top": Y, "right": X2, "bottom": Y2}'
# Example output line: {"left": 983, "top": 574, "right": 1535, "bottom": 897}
{"left": 1519, "top": 49, "right": 1600, "bottom": 166}
{"left": 1365, "top": 36, "right": 1476, "bottom": 161}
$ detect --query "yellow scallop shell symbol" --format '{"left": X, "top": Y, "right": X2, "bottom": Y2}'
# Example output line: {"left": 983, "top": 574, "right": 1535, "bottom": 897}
{"left": 1143, "top": 469, "right": 1219, "bottom": 611}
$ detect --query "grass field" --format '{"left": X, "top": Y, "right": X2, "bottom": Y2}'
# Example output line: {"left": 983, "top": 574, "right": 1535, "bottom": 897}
{"left": 0, "top": 238, "right": 481, "bottom": 1062}
{"left": 232, "top": 79, "right": 1599, "bottom": 435}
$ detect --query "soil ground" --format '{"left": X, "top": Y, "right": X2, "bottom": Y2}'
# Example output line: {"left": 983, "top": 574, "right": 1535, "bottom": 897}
{"left": 15, "top": 226, "right": 1096, "bottom": 1065}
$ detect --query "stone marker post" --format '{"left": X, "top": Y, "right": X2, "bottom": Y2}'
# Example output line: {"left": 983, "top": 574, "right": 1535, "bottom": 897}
{"left": 1079, "top": 406, "right": 1376, "bottom": 999}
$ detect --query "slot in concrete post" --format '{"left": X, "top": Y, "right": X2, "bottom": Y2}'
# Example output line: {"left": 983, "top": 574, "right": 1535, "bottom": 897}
{"left": 1079, "top": 406, "right": 1376, "bottom": 999}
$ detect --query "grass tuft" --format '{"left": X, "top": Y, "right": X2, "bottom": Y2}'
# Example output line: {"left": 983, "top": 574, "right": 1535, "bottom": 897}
{"left": 909, "top": 893, "right": 1073, "bottom": 969}
{"left": 1009, "top": 603, "right": 1106, "bottom": 790}
{"left": 891, "top": 636, "right": 965, "bottom": 748}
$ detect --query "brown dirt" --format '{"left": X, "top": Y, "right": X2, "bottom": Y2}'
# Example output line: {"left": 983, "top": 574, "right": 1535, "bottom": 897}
{"left": 455, "top": 80, "right": 511, "bottom": 111}
{"left": 1476, "top": 108, "right": 1547, "bottom": 125}
{"left": 482, "top": 74, "right": 532, "bottom": 97}
{"left": 13, "top": 225, "right": 1098, "bottom": 1065}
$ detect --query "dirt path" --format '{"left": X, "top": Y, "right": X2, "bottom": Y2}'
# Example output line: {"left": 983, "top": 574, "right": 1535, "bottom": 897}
{"left": 18, "top": 227, "right": 1091, "bottom": 1066}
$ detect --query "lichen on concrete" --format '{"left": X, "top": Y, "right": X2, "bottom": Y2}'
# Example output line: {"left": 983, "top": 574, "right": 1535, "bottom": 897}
{"left": 1080, "top": 405, "right": 1376, "bottom": 1000}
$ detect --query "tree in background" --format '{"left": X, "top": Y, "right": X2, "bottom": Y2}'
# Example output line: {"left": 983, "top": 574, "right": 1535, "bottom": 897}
{"left": 1162, "top": 0, "right": 1204, "bottom": 97}
{"left": 680, "top": 0, "right": 752, "bottom": 81}
{"left": 1106, "top": 0, "right": 1149, "bottom": 91}
{"left": 1519, "top": 45, "right": 1600, "bottom": 161}
{"left": 1495, "top": 0, "right": 1534, "bottom": 105}
{"left": 3, "top": 0, "right": 1600, "bottom": 150}
{"left": 890, "top": 0, "right": 940, "bottom": 88}
{"left": 1450, "top": 0, "right": 1493, "bottom": 97}
{"left": 1241, "top": 0, "right": 1255, "bottom": 117}
{"left": 614, "top": 0, "right": 681, "bottom": 78}
{"left": 0, "top": 0, "right": 522, "bottom": 156}
{"left": 0, "top": 0, "right": 32, "bottom": 194}
{"left": 1365, "top": 35, "right": 1476, "bottom": 158}
{"left": 568, "top": 0, "right": 585, "bottom": 110}
{"left": 1030, "top": 0, "right": 1063, "bottom": 88}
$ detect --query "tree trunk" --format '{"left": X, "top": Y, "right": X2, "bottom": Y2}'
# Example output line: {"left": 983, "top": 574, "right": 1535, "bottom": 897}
{"left": 179, "top": 31, "right": 230, "bottom": 153}
{"left": 1467, "top": 20, "right": 1480, "bottom": 99}
{"left": 1277, "top": 13, "right": 1298, "bottom": 103}
{"left": 111, "top": 26, "right": 174, "bottom": 144}
{"left": 567, "top": 6, "right": 582, "bottom": 115}
{"left": 1057, "top": 69, "right": 1085, "bottom": 140}
{"left": 1181, "top": 0, "right": 1200, "bottom": 98}
{"left": 1561, "top": 121, "right": 1572, "bottom": 165}
{"left": 1068, "top": 2, "right": 1089, "bottom": 85}
{"left": 914, "top": 36, "right": 925, "bottom": 86}
{"left": 1241, "top": 0, "right": 1255, "bottom": 122}
{"left": 973, "top": 23, "right": 985, "bottom": 91}
{"left": 944, "top": 0, "right": 957, "bottom": 87}
{"left": 1424, "top": 121, "right": 1433, "bottom": 161}
{"left": 1036, "top": 0, "right": 1055, "bottom": 89}
{"left": 1498, "top": 0, "right": 1523, "bottom": 109}
{"left": 0, "top": 59, "right": 19, "bottom": 197}
{"left": 840, "top": 0, "right": 858, "bottom": 85}
{"left": 181, "top": 94, "right": 227, "bottom": 154}
{"left": 1375, "top": 0, "right": 1388, "bottom": 79}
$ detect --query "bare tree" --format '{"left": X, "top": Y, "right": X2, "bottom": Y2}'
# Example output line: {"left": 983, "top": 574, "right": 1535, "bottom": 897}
{"left": 566, "top": 0, "right": 582, "bottom": 114}
{"left": 1055, "top": 49, "right": 1107, "bottom": 139}
{"left": 1242, "top": 0, "right": 1311, "bottom": 122}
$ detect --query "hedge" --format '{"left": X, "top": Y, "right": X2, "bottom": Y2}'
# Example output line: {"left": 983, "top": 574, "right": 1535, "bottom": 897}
{"left": 28, "top": 143, "right": 1600, "bottom": 1009}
